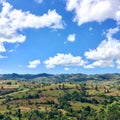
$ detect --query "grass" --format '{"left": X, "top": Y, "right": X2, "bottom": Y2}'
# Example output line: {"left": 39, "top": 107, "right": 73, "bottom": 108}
{"left": 0, "top": 79, "right": 120, "bottom": 119}
{"left": 42, "top": 89, "right": 65, "bottom": 97}
{"left": 70, "top": 101, "right": 102, "bottom": 110}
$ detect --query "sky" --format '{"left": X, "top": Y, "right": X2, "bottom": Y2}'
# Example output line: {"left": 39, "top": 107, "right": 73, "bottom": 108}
{"left": 0, "top": 0, "right": 120, "bottom": 74}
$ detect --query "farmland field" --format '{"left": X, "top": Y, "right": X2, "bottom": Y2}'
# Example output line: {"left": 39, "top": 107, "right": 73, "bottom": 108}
{"left": 0, "top": 77, "right": 120, "bottom": 120}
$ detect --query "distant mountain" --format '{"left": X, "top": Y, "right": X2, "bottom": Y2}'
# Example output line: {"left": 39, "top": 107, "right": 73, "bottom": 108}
{"left": 0, "top": 73, "right": 120, "bottom": 82}
{"left": 0, "top": 73, "right": 53, "bottom": 80}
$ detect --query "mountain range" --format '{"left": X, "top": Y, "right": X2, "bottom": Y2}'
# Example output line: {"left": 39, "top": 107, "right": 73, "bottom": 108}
{"left": 0, "top": 73, "right": 120, "bottom": 82}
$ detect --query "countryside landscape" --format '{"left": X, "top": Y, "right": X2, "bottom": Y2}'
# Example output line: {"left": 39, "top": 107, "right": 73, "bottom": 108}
{"left": 0, "top": 0, "right": 120, "bottom": 119}
{"left": 0, "top": 73, "right": 120, "bottom": 120}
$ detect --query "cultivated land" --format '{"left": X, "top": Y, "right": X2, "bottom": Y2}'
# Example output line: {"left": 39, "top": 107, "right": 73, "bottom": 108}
{"left": 0, "top": 73, "right": 120, "bottom": 120}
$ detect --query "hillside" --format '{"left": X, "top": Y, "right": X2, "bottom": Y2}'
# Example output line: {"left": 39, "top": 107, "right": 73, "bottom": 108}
{"left": 0, "top": 73, "right": 120, "bottom": 82}
{"left": 0, "top": 78, "right": 120, "bottom": 120}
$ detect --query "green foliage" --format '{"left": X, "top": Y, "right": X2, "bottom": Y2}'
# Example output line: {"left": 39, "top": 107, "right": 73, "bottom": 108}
{"left": 0, "top": 78, "right": 120, "bottom": 120}
{"left": 27, "top": 110, "right": 44, "bottom": 120}
{"left": 1, "top": 73, "right": 120, "bottom": 82}
{"left": 106, "top": 102, "right": 120, "bottom": 120}
{"left": 0, "top": 113, "right": 12, "bottom": 120}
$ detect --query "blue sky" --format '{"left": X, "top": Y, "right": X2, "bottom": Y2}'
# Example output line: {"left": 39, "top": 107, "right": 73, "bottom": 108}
{"left": 0, "top": 0, "right": 120, "bottom": 74}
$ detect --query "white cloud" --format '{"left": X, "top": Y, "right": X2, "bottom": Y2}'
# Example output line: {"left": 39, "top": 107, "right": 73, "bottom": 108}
{"left": 64, "top": 67, "right": 70, "bottom": 71}
{"left": 106, "top": 27, "right": 119, "bottom": 40}
{"left": 84, "top": 64, "right": 94, "bottom": 69}
{"left": 116, "top": 59, "right": 120, "bottom": 69}
{"left": 0, "top": 55, "right": 7, "bottom": 59}
{"left": 44, "top": 53, "right": 86, "bottom": 69}
{"left": 89, "top": 27, "right": 93, "bottom": 31}
{"left": 27, "top": 59, "right": 40, "bottom": 69}
{"left": 0, "top": 1, "right": 64, "bottom": 52}
{"left": 84, "top": 27, "right": 120, "bottom": 68}
{"left": 66, "top": 0, "right": 120, "bottom": 25}
{"left": 0, "top": 42, "right": 6, "bottom": 52}
{"left": 84, "top": 60, "right": 114, "bottom": 68}
{"left": 85, "top": 39, "right": 120, "bottom": 60}
{"left": 35, "top": 0, "right": 43, "bottom": 4}
{"left": 67, "top": 34, "right": 76, "bottom": 42}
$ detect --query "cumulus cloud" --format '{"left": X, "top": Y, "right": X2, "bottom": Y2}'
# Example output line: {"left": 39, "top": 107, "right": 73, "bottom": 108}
{"left": 44, "top": 53, "right": 86, "bottom": 69}
{"left": 27, "top": 60, "right": 40, "bottom": 69}
{"left": 0, "top": 1, "right": 64, "bottom": 52}
{"left": 84, "top": 60, "right": 114, "bottom": 68}
{"left": 85, "top": 39, "right": 120, "bottom": 60}
{"left": 66, "top": 0, "right": 120, "bottom": 25}
{"left": 67, "top": 34, "right": 76, "bottom": 42}
{"left": 106, "top": 27, "right": 119, "bottom": 40}
{"left": 84, "top": 27, "right": 120, "bottom": 68}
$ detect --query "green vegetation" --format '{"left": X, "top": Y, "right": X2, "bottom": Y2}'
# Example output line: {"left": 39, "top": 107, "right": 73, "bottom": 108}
{"left": 0, "top": 73, "right": 120, "bottom": 119}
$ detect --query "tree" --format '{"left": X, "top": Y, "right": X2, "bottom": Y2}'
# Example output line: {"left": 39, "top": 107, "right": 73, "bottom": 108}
{"left": 62, "top": 84, "right": 65, "bottom": 90}
{"left": 28, "top": 110, "right": 45, "bottom": 120}
{"left": 0, "top": 113, "right": 4, "bottom": 119}
{"left": 3, "top": 116, "right": 12, "bottom": 120}
{"left": 1, "top": 86, "right": 4, "bottom": 90}
{"left": 5, "top": 96, "right": 11, "bottom": 102}
{"left": 95, "top": 85, "right": 98, "bottom": 91}
{"left": 17, "top": 108, "right": 21, "bottom": 120}
{"left": 106, "top": 102, "right": 120, "bottom": 120}
{"left": 97, "top": 108, "right": 106, "bottom": 120}
{"left": 6, "top": 104, "right": 10, "bottom": 110}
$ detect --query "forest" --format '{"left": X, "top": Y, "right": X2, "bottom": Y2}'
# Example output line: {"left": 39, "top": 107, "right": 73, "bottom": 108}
{"left": 0, "top": 73, "right": 120, "bottom": 120}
